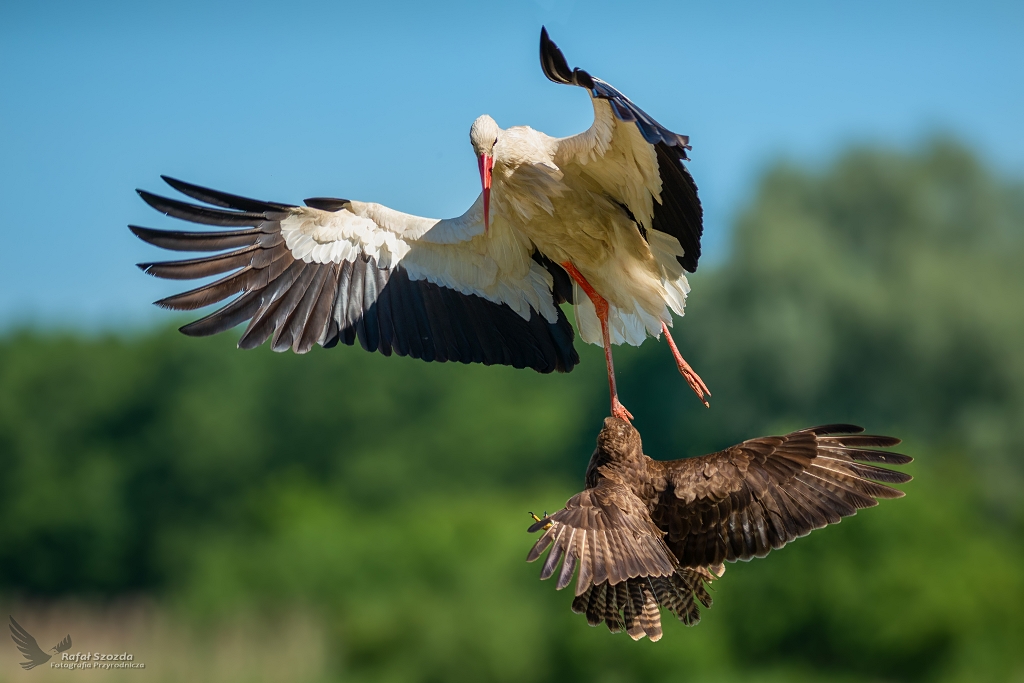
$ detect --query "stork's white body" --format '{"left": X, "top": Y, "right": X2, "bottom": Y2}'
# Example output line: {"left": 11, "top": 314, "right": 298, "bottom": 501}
{"left": 487, "top": 107, "right": 691, "bottom": 347}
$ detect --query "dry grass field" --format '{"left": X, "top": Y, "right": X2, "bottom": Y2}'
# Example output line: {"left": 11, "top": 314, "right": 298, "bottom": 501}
{"left": 1, "top": 602, "right": 327, "bottom": 683}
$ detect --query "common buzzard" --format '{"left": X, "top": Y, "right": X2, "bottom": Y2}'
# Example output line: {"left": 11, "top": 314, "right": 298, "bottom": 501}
{"left": 527, "top": 418, "right": 911, "bottom": 641}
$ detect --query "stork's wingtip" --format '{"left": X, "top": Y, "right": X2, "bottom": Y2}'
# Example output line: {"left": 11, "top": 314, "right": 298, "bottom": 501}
{"left": 160, "top": 174, "right": 184, "bottom": 191}
{"left": 540, "top": 27, "right": 551, "bottom": 55}
{"left": 178, "top": 321, "right": 208, "bottom": 337}
{"left": 136, "top": 189, "right": 167, "bottom": 212}
{"left": 161, "top": 175, "right": 197, "bottom": 194}
{"left": 136, "top": 188, "right": 162, "bottom": 204}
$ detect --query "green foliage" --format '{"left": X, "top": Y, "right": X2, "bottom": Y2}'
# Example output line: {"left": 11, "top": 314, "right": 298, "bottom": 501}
{"left": 0, "top": 329, "right": 604, "bottom": 595}
{"left": 1, "top": 139, "right": 1022, "bottom": 681}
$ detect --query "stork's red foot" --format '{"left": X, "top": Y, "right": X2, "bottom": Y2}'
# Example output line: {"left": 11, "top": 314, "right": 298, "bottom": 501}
{"left": 662, "top": 322, "right": 711, "bottom": 408}
{"left": 611, "top": 397, "right": 634, "bottom": 422}
{"left": 674, "top": 355, "right": 710, "bottom": 408}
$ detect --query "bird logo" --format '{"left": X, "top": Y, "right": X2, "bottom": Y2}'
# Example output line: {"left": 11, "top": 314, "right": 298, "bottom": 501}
{"left": 8, "top": 617, "right": 72, "bottom": 670}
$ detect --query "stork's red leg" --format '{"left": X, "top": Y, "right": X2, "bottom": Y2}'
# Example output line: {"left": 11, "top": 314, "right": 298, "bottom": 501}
{"left": 560, "top": 262, "right": 633, "bottom": 422}
{"left": 661, "top": 321, "right": 711, "bottom": 407}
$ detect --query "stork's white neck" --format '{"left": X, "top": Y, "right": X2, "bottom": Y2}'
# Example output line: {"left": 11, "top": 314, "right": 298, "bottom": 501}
{"left": 490, "top": 126, "right": 564, "bottom": 223}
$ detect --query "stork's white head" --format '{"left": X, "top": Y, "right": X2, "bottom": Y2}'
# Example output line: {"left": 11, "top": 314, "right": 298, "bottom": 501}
{"left": 470, "top": 114, "right": 501, "bottom": 158}
{"left": 470, "top": 115, "right": 502, "bottom": 232}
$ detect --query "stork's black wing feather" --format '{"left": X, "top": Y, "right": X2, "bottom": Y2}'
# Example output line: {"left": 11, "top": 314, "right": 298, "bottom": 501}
{"left": 539, "top": 27, "right": 703, "bottom": 272}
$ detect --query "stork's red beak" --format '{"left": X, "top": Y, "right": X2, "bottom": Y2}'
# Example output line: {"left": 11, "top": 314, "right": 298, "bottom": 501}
{"left": 477, "top": 153, "right": 492, "bottom": 233}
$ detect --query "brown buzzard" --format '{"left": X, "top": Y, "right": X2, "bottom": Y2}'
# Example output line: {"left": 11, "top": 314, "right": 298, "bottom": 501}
{"left": 527, "top": 418, "right": 911, "bottom": 641}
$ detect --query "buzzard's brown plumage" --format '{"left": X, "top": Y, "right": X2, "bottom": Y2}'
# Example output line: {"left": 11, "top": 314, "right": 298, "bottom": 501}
{"left": 527, "top": 418, "right": 912, "bottom": 641}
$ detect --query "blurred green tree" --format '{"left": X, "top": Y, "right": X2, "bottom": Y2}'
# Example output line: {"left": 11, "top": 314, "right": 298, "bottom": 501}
{"left": 0, "top": 139, "right": 1021, "bottom": 682}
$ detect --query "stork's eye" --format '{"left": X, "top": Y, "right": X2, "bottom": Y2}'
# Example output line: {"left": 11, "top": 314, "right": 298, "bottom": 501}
{"left": 493, "top": 137, "right": 498, "bottom": 147}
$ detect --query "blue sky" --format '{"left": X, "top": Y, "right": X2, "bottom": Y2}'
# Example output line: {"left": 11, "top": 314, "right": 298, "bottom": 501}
{"left": 1, "top": 0, "right": 1021, "bottom": 328}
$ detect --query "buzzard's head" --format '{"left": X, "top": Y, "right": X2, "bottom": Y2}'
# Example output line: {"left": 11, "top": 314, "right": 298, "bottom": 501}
{"left": 597, "top": 418, "right": 641, "bottom": 455}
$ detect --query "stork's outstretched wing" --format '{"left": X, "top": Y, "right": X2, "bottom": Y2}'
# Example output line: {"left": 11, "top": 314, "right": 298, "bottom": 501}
{"left": 541, "top": 27, "right": 703, "bottom": 273}
{"left": 132, "top": 177, "right": 578, "bottom": 373}
{"left": 8, "top": 617, "right": 52, "bottom": 670}
{"left": 655, "top": 425, "right": 913, "bottom": 567}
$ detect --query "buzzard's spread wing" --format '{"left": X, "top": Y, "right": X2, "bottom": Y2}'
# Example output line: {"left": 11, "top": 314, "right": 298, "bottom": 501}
{"left": 527, "top": 479, "right": 677, "bottom": 595}
{"left": 132, "top": 177, "right": 578, "bottom": 373}
{"left": 8, "top": 617, "right": 52, "bottom": 670}
{"left": 656, "top": 425, "right": 912, "bottom": 567}
{"left": 527, "top": 479, "right": 706, "bottom": 641}
{"left": 541, "top": 27, "right": 703, "bottom": 273}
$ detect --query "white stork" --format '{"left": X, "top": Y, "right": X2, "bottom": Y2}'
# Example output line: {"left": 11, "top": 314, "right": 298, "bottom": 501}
{"left": 131, "top": 27, "right": 708, "bottom": 421}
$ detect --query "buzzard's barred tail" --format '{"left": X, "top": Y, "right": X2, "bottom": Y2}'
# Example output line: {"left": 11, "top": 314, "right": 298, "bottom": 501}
{"left": 651, "top": 568, "right": 717, "bottom": 626}
{"left": 570, "top": 567, "right": 718, "bottom": 641}
{"left": 638, "top": 584, "right": 663, "bottom": 641}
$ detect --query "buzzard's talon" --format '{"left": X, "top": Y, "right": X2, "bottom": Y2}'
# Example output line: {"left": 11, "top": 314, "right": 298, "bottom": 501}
{"left": 529, "top": 511, "right": 552, "bottom": 529}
